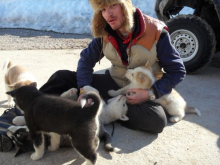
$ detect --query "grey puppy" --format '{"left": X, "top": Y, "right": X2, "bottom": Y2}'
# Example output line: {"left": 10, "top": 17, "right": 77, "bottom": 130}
{"left": 7, "top": 85, "right": 102, "bottom": 165}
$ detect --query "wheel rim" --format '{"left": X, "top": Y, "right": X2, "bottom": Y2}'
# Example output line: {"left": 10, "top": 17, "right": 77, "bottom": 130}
{"left": 170, "top": 29, "right": 199, "bottom": 62}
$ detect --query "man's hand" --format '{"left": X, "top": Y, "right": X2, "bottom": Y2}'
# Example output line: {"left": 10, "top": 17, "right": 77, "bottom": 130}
{"left": 126, "top": 88, "right": 149, "bottom": 104}
{"left": 77, "top": 88, "right": 92, "bottom": 106}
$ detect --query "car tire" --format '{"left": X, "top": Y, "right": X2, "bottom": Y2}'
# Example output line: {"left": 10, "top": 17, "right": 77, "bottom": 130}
{"left": 167, "top": 14, "right": 216, "bottom": 73}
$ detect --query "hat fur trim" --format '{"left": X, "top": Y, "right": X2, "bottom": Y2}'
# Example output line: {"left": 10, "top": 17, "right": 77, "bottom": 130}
{"left": 89, "top": 0, "right": 135, "bottom": 37}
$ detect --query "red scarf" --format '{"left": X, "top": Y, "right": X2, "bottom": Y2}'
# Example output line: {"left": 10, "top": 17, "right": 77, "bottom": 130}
{"left": 116, "top": 30, "right": 133, "bottom": 44}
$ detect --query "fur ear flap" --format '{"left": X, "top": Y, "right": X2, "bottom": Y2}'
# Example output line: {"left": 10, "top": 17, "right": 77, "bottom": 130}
{"left": 144, "top": 61, "right": 152, "bottom": 71}
{"left": 137, "top": 72, "right": 146, "bottom": 83}
{"left": 120, "top": 115, "right": 129, "bottom": 121}
{"left": 6, "top": 90, "right": 14, "bottom": 97}
{"left": 138, "top": 73, "right": 144, "bottom": 79}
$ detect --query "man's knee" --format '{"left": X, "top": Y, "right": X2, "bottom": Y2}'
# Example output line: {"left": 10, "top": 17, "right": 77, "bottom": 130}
{"left": 40, "top": 70, "right": 77, "bottom": 95}
{"left": 52, "top": 70, "right": 74, "bottom": 79}
{"left": 153, "top": 105, "right": 167, "bottom": 133}
{"left": 120, "top": 101, "right": 167, "bottom": 133}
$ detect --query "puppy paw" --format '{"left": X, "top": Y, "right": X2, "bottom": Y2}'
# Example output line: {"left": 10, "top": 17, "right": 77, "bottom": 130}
{"left": 6, "top": 130, "right": 13, "bottom": 138}
{"left": 31, "top": 152, "right": 43, "bottom": 161}
{"left": 69, "top": 88, "right": 78, "bottom": 100}
{"left": 169, "top": 116, "right": 181, "bottom": 123}
{"left": 13, "top": 116, "right": 26, "bottom": 126}
{"left": 68, "top": 88, "right": 78, "bottom": 96}
{"left": 108, "top": 90, "right": 117, "bottom": 97}
{"left": 7, "top": 126, "right": 18, "bottom": 134}
{"left": 7, "top": 125, "right": 29, "bottom": 135}
{"left": 60, "top": 88, "right": 78, "bottom": 100}
{"left": 8, "top": 101, "right": 15, "bottom": 108}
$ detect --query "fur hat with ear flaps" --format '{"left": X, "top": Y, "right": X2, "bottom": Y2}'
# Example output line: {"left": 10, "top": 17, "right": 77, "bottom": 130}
{"left": 89, "top": 0, "right": 135, "bottom": 38}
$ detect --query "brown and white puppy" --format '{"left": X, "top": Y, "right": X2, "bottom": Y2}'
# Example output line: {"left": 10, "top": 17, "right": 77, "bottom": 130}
{"left": 3, "top": 59, "right": 37, "bottom": 107}
{"left": 108, "top": 61, "right": 201, "bottom": 123}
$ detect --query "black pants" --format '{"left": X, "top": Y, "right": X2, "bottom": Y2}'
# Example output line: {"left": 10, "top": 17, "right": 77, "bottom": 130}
{"left": 40, "top": 70, "right": 167, "bottom": 133}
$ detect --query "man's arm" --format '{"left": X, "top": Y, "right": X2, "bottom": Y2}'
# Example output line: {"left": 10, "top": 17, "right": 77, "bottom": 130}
{"left": 152, "top": 30, "right": 186, "bottom": 98}
{"left": 77, "top": 38, "right": 103, "bottom": 89}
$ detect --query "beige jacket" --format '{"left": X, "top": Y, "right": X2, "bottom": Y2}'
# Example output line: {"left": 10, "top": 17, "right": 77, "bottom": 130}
{"left": 102, "top": 13, "right": 166, "bottom": 87}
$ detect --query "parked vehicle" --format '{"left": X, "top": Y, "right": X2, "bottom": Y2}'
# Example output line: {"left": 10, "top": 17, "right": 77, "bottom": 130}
{"left": 154, "top": 0, "right": 220, "bottom": 73}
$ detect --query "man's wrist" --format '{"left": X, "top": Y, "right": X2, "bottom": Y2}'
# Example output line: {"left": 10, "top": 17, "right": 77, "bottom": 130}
{"left": 148, "top": 88, "right": 156, "bottom": 101}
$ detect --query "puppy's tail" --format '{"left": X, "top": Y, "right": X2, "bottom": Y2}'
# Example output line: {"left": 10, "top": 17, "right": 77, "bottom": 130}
{"left": 185, "top": 107, "right": 201, "bottom": 116}
{"left": 80, "top": 91, "right": 102, "bottom": 116}
{"left": 2, "top": 59, "right": 13, "bottom": 70}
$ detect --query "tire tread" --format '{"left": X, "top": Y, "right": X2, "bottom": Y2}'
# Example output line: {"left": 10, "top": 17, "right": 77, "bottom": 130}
{"left": 167, "top": 14, "right": 216, "bottom": 73}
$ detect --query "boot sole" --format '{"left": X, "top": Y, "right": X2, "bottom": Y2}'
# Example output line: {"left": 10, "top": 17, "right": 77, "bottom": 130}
{"left": 0, "top": 134, "right": 13, "bottom": 152}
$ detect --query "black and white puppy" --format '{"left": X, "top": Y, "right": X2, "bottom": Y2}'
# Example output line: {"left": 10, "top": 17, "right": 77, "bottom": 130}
{"left": 11, "top": 88, "right": 117, "bottom": 154}
{"left": 7, "top": 85, "right": 102, "bottom": 165}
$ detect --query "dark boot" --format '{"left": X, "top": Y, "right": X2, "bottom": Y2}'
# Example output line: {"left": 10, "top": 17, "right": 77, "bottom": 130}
{"left": 0, "top": 107, "right": 23, "bottom": 152}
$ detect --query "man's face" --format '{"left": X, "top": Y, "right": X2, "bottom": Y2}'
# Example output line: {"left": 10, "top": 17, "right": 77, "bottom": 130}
{"left": 101, "top": 3, "right": 126, "bottom": 33}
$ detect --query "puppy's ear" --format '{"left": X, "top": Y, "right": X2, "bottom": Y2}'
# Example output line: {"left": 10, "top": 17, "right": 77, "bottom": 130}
{"left": 120, "top": 115, "right": 129, "bottom": 121}
{"left": 144, "top": 61, "right": 152, "bottom": 71}
{"left": 30, "top": 82, "right": 37, "bottom": 87}
{"left": 138, "top": 73, "right": 144, "bottom": 79}
{"left": 6, "top": 90, "right": 15, "bottom": 97}
{"left": 136, "top": 72, "right": 146, "bottom": 83}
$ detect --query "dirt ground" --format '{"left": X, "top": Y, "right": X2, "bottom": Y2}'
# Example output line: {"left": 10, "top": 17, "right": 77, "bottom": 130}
{"left": 0, "top": 28, "right": 220, "bottom": 165}
{"left": 0, "top": 28, "right": 92, "bottom": 50}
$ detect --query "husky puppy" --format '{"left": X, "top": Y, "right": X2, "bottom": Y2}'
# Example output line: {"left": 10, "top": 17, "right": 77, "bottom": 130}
{"left": 3, "top": 59, "right": 37, "bottom": 107}
{"left": 6, "top": 85, "right": 102, "bottom": 165}
{"left": 102, "top": 95, "right": 128, "bottom": 124}
{"left": 108, "top": 61, "right": 201, "bottom": 123}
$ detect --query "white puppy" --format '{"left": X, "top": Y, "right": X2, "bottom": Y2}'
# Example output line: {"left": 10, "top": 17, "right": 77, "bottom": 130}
{"left": 101, "top": 95, "right": 128, "bottom": 124}
{"left": 3, "top": 59, "right": 37, "bottom": 107}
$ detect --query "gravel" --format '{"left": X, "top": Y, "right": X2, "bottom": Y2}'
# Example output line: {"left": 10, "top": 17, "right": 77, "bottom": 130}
{"left": 0, "top": 28, "right": 92, "bottom": 50}
{"left": 0, "top": 28, "right": 219, "bottom": 68}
